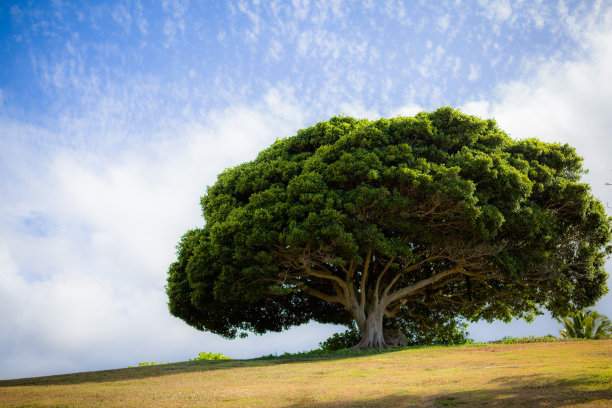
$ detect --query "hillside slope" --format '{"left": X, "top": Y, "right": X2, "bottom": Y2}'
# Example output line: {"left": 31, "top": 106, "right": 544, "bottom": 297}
{"left": 1, "top": 341, "right": 611, "bottom": 407}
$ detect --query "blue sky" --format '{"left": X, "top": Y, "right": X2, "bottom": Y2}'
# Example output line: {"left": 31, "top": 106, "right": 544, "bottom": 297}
{"left": 2, "top": 0, "right": 612, "bottom": 380}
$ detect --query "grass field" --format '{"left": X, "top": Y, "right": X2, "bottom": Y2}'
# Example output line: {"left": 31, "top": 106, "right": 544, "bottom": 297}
{"left": 1, "top": 340, "right": 610, "bottom": 407}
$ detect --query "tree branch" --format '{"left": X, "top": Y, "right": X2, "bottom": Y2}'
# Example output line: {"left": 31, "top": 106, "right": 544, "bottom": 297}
{"left": 360, "top": 247, "right": 372, "bottom": 309}
{"left": 374, "top": 256, "right": 396, "bottom": 303}
{"left": 304, "top": 265, "right": 348, "bottom": 290}
{"left": 346, "top": 259, "right": 355, "bottom": 282}
{"left": 383, "top": 264, "right": 463, "bottom": 307}
{"left": 301, "top": 285, "right": 347, "bottom": 306}
{"left": 382, "top": 254, "right": 444, "bottom": 299}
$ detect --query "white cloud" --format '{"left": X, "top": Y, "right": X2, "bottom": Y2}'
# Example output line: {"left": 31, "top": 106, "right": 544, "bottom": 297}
{"left": 468, "top": 63, "right": 480, "bottom": 81}
{"left": 0, "top": 85, "right": 345, "bottom": 380}
{"left": 416, "top": 46, "right": 446, "bottom": 79}
{"left": 133, "top": 0, "right": 148, "bottom": 35}
{"left": 478, "top": 0, "right": 512, "bottom": 23}
{"left": 267, "top": 39, "right": 283, "bottom": 61}
{"left": 334, "top": 102, "right": 380, "bottom": 120}
{"left": 111, "top": 3, "right": 132, "bottom": 32}
{"left": 392, "top": 103, "right": 424, "bottom": 118}
{"left": 437, "top": 14, "right": 450, "bottom": 31}
{"left": 328, "top": 0, "right": 345, "bottom": 20}
{"left": 452, "top": 56, "right": 461, "bottom": 76}
{"left": 0, "top": 236, "right": 342, "bottom": 379}
{"left": 527, "top": 3, "right": 547, "bottom": 29}
{"left": 162, "top": 0, "right": 189, "bottom": 19}
{"left": 237, "top": 0, "right": 262, "bottom": 42}
{"left": 9, "top": 4, "right": 23, "bottom": 21}
{"left": 295, "top": 27, "right": 368, "bottom": 64}
{"left": 383, "top": 0, "right": 407, "bottom": 22}
{"left": 291, "top": 0, "right": 311, "bottom": 20}
{"left": 163, "top": 18, "right": 182, "bottom": 47}
{"left": 462, "top": 6, "right": 612, "bottom": 335}
{"left": 471, "top": 10, "right": 612, "bottom": 182}
{"left": 309, "top": 0, "right": 345, "bottom": 25}
{"left": 459, "top": 100, "right": 490, "bottom": 118}
{"left": 161, "top": 0, "right": 189, "bottom": 46}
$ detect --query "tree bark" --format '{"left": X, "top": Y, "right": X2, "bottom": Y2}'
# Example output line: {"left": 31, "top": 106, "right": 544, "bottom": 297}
{"left": 286, "top": 248, "right": 475, "bottom": 349}
{"left": 352, "top": 306, "right": 387, "bottom": 349}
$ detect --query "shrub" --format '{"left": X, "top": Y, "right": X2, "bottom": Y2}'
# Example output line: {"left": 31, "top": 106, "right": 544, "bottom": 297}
{"left": 190, "top": 351, "right": 232, "bottom": 361}
{"left": 319, "top": 329, "right": 362, "bottom": 351}
{"left": 401, "top": 321, "right": 471, "bottom": 347}
{"left": 490, "top": 335, "right": 560, "bottom": 344}
{"left": 135, "top": 361, "right": 170, "bottom": 367}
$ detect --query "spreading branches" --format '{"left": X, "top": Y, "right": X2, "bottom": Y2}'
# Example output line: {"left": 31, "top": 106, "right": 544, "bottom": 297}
{"left": 379, "top": 240, "right": 507, "bottom": 311}
{"left": 272, "top": 234, "right": 510, "bottom": 316}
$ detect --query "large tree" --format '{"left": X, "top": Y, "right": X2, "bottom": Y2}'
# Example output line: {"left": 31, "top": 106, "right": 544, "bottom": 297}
{"left": 166, "top": 107, "right": 611, "bottom": 348}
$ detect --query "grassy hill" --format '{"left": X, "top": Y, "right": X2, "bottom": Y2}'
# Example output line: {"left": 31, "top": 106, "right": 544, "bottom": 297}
{"left": 1, "top": 340, "right": 610, "bottom": 407}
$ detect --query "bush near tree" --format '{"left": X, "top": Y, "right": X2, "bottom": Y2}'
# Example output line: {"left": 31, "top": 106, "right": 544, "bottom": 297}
{"left": 167, "top": 107, "right": 611, "bottom": 348}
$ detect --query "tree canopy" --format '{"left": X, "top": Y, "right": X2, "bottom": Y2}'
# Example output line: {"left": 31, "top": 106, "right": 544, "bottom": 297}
{"left": 166, "top": 107, "right": 611, "bottom": 348}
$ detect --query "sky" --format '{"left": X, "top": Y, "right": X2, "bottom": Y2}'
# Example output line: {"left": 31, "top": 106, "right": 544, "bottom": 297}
{"left": 1, "top": 0, "right": 612, "bottom": 380}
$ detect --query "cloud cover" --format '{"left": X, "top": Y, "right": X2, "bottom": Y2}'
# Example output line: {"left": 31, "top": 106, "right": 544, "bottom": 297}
{"left": 1, "top": 1, "right": 612, "bottom": 379}
{"left": 460, "top": 4, "right": 612, "bottom": 340}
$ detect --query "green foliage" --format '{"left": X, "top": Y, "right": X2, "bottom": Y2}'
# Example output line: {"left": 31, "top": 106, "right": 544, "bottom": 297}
{"left": 406, "top": 322, "right": 471, "bottom": 347}
{"left": 396, "top": 314, "right": 472, "bottom": 347}
{"left": 166, "top": 107, "right": 611, "bottom": 346}
{"left": 490, "top": 335, "right": 561, "bottom": 344}
{"left": 190, "top": 351, "right": 232, "bottom": 361}
{"left": 128, "top": 352, "right": 231, "bottom": 368}
{"left": 134, "top": 361, "right": 170, "bottom": 367}
{"left": 557, "top": 309, "right": 612, "bottom": 339}
{"left": 319, "top": 328, "right": 362, "bottom": 351}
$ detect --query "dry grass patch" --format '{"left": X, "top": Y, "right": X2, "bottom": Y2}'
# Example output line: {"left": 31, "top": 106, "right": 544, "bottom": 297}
{"left": 1, "top": 340, "right": 610, "bottom": 407}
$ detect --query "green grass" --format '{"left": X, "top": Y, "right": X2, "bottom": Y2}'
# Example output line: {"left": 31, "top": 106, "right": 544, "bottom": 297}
{"left": 1, "top": 340, "right": 610, "bottom": 407}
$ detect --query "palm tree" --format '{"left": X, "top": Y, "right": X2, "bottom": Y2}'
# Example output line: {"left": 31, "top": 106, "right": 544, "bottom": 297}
{"left": 557, "top": 310, "right": 612, "bottom": 339}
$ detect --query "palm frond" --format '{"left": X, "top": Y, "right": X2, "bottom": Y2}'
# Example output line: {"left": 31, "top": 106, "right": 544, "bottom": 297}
{"left": 558, "top": 309, "right": 612, "bottom": 339}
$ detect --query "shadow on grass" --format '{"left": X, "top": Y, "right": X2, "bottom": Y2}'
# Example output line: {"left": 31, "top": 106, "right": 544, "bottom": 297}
{"left": 285, "top": 375, "right": 612, "bottom": 408}
{"left": 0, "top": 347, "right": 407, "bottom": 387}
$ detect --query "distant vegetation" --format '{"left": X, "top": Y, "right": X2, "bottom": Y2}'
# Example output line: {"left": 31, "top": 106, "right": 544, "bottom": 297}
{"left": 265, "top": 335, "right": 579, "bottom": 360}
{"left": 489, "top": 335, "right": 562, "bottom": 344}
{"left": 131, "top": 332, "right": 604, "bottom": 366}
{"left": 135, "top": 361, "right": 170, "bottom": 367}
{"left": 128, "top": 351, "right": 231, "bottom": 368}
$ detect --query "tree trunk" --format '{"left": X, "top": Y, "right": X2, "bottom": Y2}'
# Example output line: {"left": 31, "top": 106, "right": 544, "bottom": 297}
{"left": 352, "top": 307, "right": 387, "bottom": 349}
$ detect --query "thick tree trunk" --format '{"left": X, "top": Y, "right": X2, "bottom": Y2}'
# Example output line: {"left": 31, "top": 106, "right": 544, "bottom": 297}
{"left": 352, "top": 307, "right": 388, "bottom": 349}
